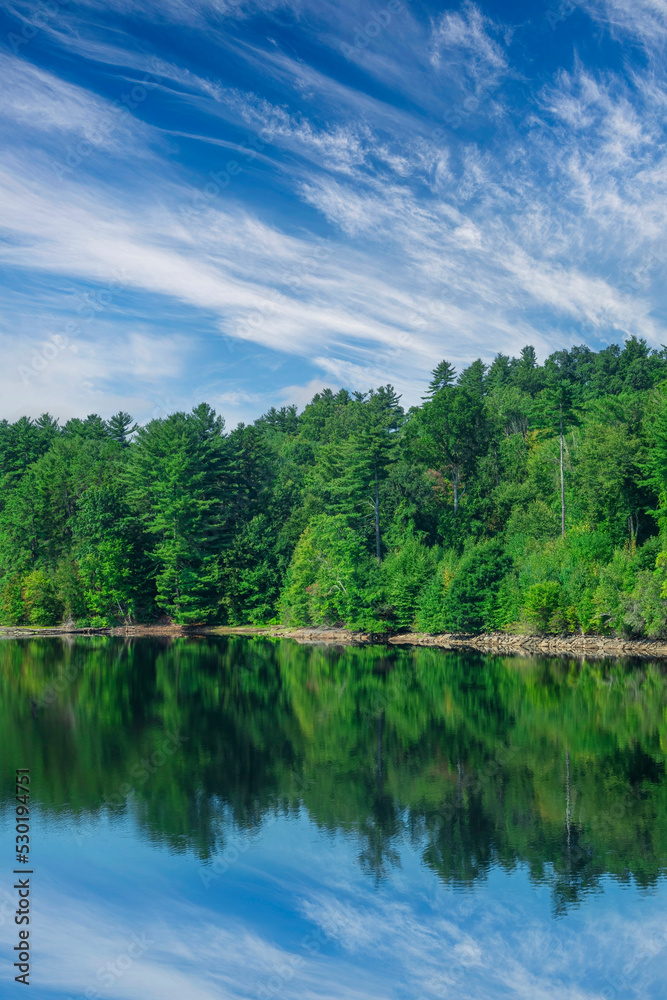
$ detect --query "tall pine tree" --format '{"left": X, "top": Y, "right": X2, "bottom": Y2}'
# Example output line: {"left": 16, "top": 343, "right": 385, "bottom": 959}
{"left": 125, "top": 405, "right": 235, "bottom": 622}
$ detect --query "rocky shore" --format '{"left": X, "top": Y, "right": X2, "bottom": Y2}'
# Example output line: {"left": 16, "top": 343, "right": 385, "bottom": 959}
{"left": 221, "top": 626, "right": 667, "bottom": 658}
{"left": 2, "top": 623, "right": 667, "bottom": 658}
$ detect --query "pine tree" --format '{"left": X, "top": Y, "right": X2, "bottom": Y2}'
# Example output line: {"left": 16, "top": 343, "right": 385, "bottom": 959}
{"left": 72, "top": 483, "right": 153, "bottom": 623}
{"left": 486, "top": 353, "right": 512, "bottom": 392}
{"left": 124, "top": 406, "right": 234, "bottom": 623}
{"left": 106, "top": 411, "right": 138, "bottom": 447}
{"left": 351, "top": 386, "right": 403, "bottom": 564}
{"left": 62, "top": 414, "right": 109, "bottom": 439}
{"left": 423, "top": 360, "right": 456, "bottom": 399}
{"left": 457, "top": 359, "right": 487, "bottom": 397}
{"left": 511, "top": 346, "right": 544, "bottom": 396}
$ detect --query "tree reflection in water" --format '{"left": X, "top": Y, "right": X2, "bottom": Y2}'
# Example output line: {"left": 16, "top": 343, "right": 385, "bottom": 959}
{"left": 1, "top": 635, "right": 666, "bottom": 913}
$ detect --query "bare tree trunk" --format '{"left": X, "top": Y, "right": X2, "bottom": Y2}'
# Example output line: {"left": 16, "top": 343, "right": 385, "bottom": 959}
{"left": 374, "top": 467, "right": 381, "bottom": 566}
{"left": 560, "top": 408, "right": 565, "bottom": 538}
{"left": 453, "top": 465, "right": 459, "bottom": 515}
{"left": 628, "top": 514, "right": 639, "bottom": 552}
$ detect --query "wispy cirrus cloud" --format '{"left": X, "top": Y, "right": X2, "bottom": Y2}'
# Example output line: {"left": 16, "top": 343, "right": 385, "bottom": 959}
{"left": 2, "top": 0, "right": 667, "bottom": 425}
{"left": 584, "top": 0, "right": 667, "bottom": 49}
{"left": 429, "top": 0, "right": 510, "bottom": 84}
{"left": 0, "top": 57, "right": 134, "bottom": 150}
{"left": 14, "top": 814, "right": 667, "bottom": 1000}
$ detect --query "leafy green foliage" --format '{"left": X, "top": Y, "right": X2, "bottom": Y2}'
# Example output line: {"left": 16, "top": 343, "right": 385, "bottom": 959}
{"left": 0, "top": 576, "right": 24, "bottom": 625}
{"left": 415, "top": 377, "right": 487, "bottom": 518}
{"left": 280, "top": 515, "right": 383, "bottom": 630}
{"left": 522, "top": 581, "right": 566, "bottom": 633}
{"left": 2, "top": 339, "right": 667, "bottom": 634}
{"left": 21, "top": 569, "right": 62, "bottom": 626}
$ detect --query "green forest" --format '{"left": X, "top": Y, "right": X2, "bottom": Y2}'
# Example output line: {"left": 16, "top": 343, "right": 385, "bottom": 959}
{"left": 4, "top": 336, "right": 667, "bottom": 635}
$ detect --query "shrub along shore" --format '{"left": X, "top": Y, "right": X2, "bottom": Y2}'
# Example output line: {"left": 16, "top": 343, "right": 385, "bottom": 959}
{"left": 4, "top": 337, "right": 667, "bottom": 639}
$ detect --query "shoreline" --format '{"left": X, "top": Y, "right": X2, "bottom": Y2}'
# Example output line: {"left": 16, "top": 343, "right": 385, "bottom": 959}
{"left": 2, "top": 623, "right": 667, "bottom": 657}
{"left": 239, "top": 627, "right": 667, "bottom": 658}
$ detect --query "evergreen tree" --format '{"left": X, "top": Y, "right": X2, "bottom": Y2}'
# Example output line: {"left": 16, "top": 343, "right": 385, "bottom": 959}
{"left": 423, "top": 359, "right": 456, "bottom": 399}
{"left": 124, "top": 406, "right": 234, "bottom": 622}
{"left": 486, "top": 353, "right": 512, "bottom": 392}
{"left": 0, "top": 338, "right": 666, "bottom": 638}
{"left": 442, "top": 539, "right": 511, "bottom": 632}
{"left": 72, "top": 483, "right": 153, "bottom": 623}
{"left": 62, "top": 414, "right": 109, "bottom": 439}
{"left": 618, "top": 336, "right": 654, "bottom": 391}
{"left": 256, "top": 405, "right": 299, "bottom": 434}
{"left": 351, "top": 386, "right": 403, "bottom": 564}
{"left": 457, "top": 359, "right": 487, "bottom": 397}
{"left": 106, "top": 411, "right": 137, "bottom": 447}
{"left": 511, "top": 346, "right": 544, "bottom": 396}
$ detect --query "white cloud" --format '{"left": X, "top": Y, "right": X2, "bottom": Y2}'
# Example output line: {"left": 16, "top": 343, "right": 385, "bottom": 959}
{"left": 585, "top": 0, "right": 667, "bottom": 49}
{"left": 13, "top": 848, "right": 667, "bottom": 1000}
{"left": 3, "top": 0, "right": 667, "bottom": 425}
{"left": 0, "top": 55, "right": 144, "bottom": 152}
{"left": 0, "top": 326, "right": 195, "bottom": 424}
{"left": 429, "top": 1, "right": 510, "bottom": 94}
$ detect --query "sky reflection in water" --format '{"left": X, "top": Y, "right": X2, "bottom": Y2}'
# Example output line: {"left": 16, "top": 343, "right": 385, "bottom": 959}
{"left": 1, "top": 636, "right": 666, "bottom": 999}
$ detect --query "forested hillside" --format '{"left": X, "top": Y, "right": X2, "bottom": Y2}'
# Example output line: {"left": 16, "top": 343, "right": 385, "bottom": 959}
{"left": 3, "top": 336, "right": 667, "bottom": 635}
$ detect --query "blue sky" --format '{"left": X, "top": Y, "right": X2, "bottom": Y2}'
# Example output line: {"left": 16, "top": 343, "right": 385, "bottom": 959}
{"left": 4, "top": 810, "right": 667, "bottom": 999}
{"left": 1, "top": 0, "right": 666, "bottom": 427}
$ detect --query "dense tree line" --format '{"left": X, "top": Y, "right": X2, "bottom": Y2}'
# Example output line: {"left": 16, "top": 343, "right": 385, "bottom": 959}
{"left": 4, "top": 336, "right": 667, "bottom": 634}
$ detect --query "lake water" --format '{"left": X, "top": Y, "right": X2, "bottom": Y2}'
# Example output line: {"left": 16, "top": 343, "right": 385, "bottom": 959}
{"left": 1, "top": 635, "right": 667, "bottom": 999}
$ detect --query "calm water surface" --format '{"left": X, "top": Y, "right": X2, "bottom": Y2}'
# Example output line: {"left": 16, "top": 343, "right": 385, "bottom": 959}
{"left": 1, "top": 636, "right": 667, "bottom": 999}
